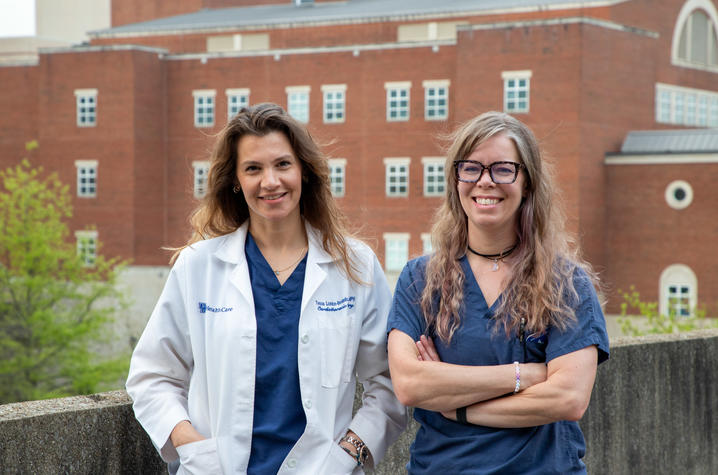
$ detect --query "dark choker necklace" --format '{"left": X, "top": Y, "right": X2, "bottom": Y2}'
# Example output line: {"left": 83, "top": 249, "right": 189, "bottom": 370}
{"left": 467, "top": 243, "right": 518, "bottom": 272}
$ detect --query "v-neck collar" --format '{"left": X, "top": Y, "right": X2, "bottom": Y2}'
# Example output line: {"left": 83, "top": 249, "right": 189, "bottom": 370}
{"left": 460, "top": 255, "right": 502, "bottom": 315}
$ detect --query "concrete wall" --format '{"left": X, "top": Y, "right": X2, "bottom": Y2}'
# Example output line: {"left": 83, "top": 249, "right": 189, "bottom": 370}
{"left": 1, "top": 329, "right": 717, "bottom": 474}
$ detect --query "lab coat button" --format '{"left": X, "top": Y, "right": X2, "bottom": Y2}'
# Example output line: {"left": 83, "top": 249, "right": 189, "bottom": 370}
{"left": 287, "top": 458, "right": 297, "bottom": 468}
{"left": 301, "top": 334, "right": 309, "bottom": 344}
{"left": 304, "top": 399, "right": 312, "bottom": 409}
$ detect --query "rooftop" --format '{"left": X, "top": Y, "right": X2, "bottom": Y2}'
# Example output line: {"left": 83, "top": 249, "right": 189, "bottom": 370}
{"left": 90, "top": 0, "right": 622, "bottom": 37}
{"left": 621, "top": 129, "right": 718, "bottom": 154}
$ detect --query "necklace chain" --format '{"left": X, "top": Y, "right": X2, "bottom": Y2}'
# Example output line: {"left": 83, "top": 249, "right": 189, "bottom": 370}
{"left": 467, "top": 243, "right": 518, "bottom": 272}
{"left": 272, "top": 247, "right": 307, "bottom": 275}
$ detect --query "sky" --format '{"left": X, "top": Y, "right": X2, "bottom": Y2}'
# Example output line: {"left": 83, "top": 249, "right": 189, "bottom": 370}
{"left": 0, "top": 0, "right": 36, "bottom": 38}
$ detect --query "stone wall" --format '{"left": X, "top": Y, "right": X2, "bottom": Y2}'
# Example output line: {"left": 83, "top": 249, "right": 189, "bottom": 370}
{"left": 1, "top": 329, "right": 716, "bottom": 474}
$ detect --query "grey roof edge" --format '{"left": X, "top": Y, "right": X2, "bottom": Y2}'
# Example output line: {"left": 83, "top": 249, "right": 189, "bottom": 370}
{"left": 164, "top": 38, "right": 456, "bottom": 61}
{"left": 88, "top": 0, "right": 628, "bottom": 39}
{"left": 606, "top": 150, "right": 718, "bottom": 157}
{"left": 465, "top": 16, "right": 658, "bottom": 38}
{"left": 38, "top": 44, "right": 169, "bottom": 55}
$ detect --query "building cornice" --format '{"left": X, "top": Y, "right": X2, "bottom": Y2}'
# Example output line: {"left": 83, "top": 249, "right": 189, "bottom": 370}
{"left": 605, "top": 153, "right": 718, "bottom": 165}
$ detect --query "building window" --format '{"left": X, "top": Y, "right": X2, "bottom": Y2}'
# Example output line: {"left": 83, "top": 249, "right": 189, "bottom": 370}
{"left": 328, "top": 158, "right": 346, "bottom": 197}
{"left": 286, "top": 86, "right": 310, "bottom": 123}
{"left": 422, "top": 157, "right": 445, "bottom": 196}
{"left": 193, "top": 90, "right": 216, "bottom": 127}
{"left": 423, "top": 80, "right": 449, "bottom": 120}
{"left": 385, "top": 81, "right": 411, "bottom": 121}
{"left": 659, "top": 264, "right": 698, "bottom": 318}
{"left": 74, "top": 89, "right": 97, "bottom": 127}
{"left": 321, "top": 84, "right": 346, "bottom": 123}
{"left": 421, "top": 233, "right": 432, "bottom": 255}
{"left": 226, "top": 88, "right": 249, "bottom": 121}
{"left": 206, "top": 33, "right": 269, "bottom": 52}
{"left": 384, "top": 157, "right": 410, "bottom": 197}
{"left": 193, "top": 161, "right": 210, "bottom": 198}
{"left": 383, "top": 233, "right": 409, "bottom": 272}
{"left": 75, "top": 230, "right": 98, "bottom": 267}
{"left": 665, "top": 180, "right": 694, "bottom": 210}
{"left": 673, "top": 1, "right": 718, "bottom": 70}
{"left": 502, "top": 71, "right": 531, "bottom": 114}
{"left": 655, "top": 83, "right": 718, "bottom": 127}
{"left": 75, "top": 160, "right": 97, "bottom": 198}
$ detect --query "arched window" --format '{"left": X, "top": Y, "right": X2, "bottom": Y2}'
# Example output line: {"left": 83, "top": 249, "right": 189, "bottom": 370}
{"left": 672, "top": 0, "right": 718, "bottom": 71}
{"left": 659, "top": 264, "right": 698, "bottom": 318}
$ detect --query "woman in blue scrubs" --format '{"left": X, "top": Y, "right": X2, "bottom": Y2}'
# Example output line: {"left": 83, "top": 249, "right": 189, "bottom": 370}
{"left": 127, "top": 103, "right": 406, "bottom": 474}
{"left": 387, "top": 111, "right": 609, "bottom": 474}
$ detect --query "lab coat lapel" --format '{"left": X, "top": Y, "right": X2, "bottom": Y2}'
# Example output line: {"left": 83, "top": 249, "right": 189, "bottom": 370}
{"left": 301, "top": 225, "right": 333, "bottom": 314}
{"left": 215, "top": 222, "right": 255, "bottom": 309}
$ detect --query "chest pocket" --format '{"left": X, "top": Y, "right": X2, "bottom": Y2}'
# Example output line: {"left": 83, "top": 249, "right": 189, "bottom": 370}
{"left": 318, "top": 311, "right": 356, "bottom": 388}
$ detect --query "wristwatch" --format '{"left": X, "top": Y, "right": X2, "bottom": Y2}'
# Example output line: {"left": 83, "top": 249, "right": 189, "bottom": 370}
{"left": 340, "top": 434, "right": 370, "bottom": 467}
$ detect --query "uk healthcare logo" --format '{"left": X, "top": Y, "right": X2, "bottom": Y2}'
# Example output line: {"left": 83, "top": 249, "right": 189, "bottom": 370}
{"left": 198, "top": 302, "right": 232, "bottom": 314}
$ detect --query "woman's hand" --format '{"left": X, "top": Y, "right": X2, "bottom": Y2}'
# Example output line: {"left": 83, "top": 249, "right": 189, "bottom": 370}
{"left": 170, "top": 420, "right": 206, "bottom": 448}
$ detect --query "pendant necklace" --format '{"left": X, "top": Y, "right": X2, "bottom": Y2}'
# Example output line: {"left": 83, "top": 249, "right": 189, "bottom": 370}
{"left": 272, "top": 247, "right": 307, "bottom": 276}
{"left": 467, "top": 243, "right": 518, "bottom": 272}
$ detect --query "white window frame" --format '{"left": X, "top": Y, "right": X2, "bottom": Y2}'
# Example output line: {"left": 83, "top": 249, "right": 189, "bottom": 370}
{"left": 226, "top": 88, "right": 249, "bottom": 121}
{"left": 192, "top": 161, "right": 210, "bottom": 199}
{"left": 321, "top": 84, "right": 346, "bottom": 124}
{"left": 286, "top": 85, "right": 311, "bottom": 123}
{"left": 385, "top": 81, "right": 411, "bottom": 122}
{"left": 671, "top": 0, "right": 718, "bottom": 72}
{"left": 75, "top": 160, "right": 97, "bottom": 198}
{"left": 75, "top": 230, "right": 98, "bottom": 267}
{"left": 659, "top": 264, "right": 698, "bottom": 318}
{"left": 421, "top": 233, "right": 432, "bottom": 255}
{"left": 384, "top": 157, "right": 410, "bottom": 197}
{"left": 422, "top": 157, "right": 446, "bottom": 197}
{"left": 74, "top": 88, "right": 97, "bottom": 127}
{"left": 655, "top": 83, "right": 718, "bottom": 127}
{"left": 423, "top": 79, "right": 450, "bottom": 120}
{"left": 502, "top": 70, "right": 532, "bottom": 114}
{"left": 328, "top": 158, "right": 346, "bottom": 197}
{"left": 193, "top": 89, "right": 216, "bottom": 128}
{"left": 383, "top": 232, "right": 410, "bottom": 272}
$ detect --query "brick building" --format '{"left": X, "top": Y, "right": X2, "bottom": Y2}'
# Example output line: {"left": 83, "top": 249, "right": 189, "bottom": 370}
{"left": 1, "top": 0, "right": 717, "bottom": 317}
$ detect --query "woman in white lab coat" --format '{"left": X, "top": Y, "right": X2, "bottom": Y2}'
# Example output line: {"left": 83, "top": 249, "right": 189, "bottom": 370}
{"left": 126, "top": 103, "right": 406, "bottom": 474}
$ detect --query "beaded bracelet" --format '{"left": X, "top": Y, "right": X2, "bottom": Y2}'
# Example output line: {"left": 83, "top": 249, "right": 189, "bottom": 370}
{"left": 513, "top": 361, "right": 521, "bottom": 393}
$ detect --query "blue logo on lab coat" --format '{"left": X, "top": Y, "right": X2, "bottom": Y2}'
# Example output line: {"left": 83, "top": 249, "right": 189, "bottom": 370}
{"left": 198, "top": 302, "right": 232, "bottom": 314}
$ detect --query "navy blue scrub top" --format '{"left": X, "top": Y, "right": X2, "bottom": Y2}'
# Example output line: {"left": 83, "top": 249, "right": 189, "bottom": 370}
{"left": 387, "top": 255, "right": 610, "bottom": 475}
{"left": 245, "top": 233, "right": 307, "bottom": 475}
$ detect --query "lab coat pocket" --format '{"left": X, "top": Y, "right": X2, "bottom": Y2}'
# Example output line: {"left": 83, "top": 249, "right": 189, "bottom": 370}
{"left": 320, "top": 442, "right": 361, "bottom": 474}
{"left": 319, "top": 313, "right": 354, "bottom": 388}
{"left": 176, "top": 438, "right": 222, "bottom": 475}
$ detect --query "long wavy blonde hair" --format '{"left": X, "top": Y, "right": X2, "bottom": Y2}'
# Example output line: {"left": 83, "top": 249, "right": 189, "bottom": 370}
{"left": 176, "top": 103, "right": 361, "bottom": 283}
{"left": 420, "top": 111, "right": 601, "bottom": 342}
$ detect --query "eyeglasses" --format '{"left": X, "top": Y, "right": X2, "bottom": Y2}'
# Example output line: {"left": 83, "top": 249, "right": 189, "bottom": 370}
{"left": 454, "top": 160, "right": 524, "bottom": 184}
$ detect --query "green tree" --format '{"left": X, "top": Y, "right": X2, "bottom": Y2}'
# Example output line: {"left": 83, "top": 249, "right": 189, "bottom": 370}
{"left": 0, "top": 144, "right": 130, "bottom": 403}
{"left": 617, "top": 286, "right": 718, "bottom": 336}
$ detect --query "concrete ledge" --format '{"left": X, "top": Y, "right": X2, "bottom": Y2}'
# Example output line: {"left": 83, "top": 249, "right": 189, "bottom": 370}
{"left": 1, "top": 329, "right": 717, "bottom": 474}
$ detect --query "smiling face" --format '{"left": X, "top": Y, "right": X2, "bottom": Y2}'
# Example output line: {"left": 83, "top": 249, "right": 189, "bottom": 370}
{"left": 457, "top": 133, "right": 527, "bottom": 237}
{"left": 236, "top": 131, "right": 303, "bottom": 226}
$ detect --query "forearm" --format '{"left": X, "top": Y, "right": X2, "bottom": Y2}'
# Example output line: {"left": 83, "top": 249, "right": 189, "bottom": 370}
{"left": 455, "top": 347, "right": 599, "bottom": 428}
{"left": 388, "top": 330, "right": 545, "bottom": 411}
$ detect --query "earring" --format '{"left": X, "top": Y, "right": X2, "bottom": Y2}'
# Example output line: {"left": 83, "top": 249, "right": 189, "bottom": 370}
{"left": 233, "top": 185, "right": 241, "bottom": 194}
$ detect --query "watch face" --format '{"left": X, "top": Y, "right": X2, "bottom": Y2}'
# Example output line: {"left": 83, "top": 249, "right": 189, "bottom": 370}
{"left": 358, "top": 445, "right": 369, "bottom": 464}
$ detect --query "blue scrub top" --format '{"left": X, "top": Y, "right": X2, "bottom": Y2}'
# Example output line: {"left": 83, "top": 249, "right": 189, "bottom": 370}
{"left": 245, "top": 233, "right": 307, "bottom": 475}
{"left": 387, "top": 255, "right": 609, "bottom": 475}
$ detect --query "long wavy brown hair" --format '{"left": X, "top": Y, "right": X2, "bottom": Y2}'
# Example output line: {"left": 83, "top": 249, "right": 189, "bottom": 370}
{"left": 420, "top": 111, "right": 601, "bottom": 342}
{"left": 177, "top": 102, "right": 361, "bottom": 283}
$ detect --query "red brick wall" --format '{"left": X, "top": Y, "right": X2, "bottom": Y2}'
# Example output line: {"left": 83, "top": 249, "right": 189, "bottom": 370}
{"left": 0, "top": 66, "right": 38, "bottom": 168}
{"left": 605, "top": 163, "right": 718, "bottom": 314}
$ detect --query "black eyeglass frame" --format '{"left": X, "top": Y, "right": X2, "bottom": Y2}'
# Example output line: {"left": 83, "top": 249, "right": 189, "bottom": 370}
{"left": 454, "top": 160, "right": 525, "bottom": 184}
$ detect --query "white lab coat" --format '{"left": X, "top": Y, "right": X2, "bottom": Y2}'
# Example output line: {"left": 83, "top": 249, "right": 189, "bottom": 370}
{"left": 126, "top": 222, "right": 407, "bottom": 474}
